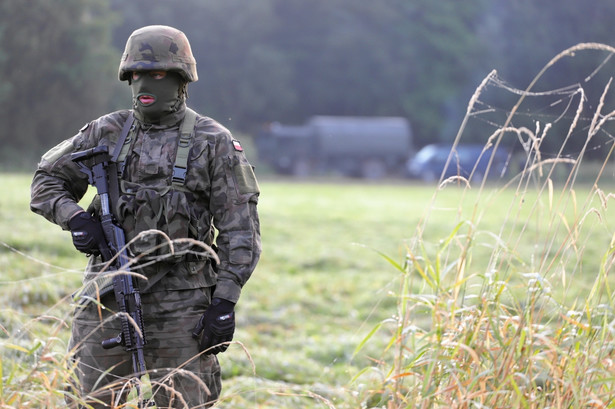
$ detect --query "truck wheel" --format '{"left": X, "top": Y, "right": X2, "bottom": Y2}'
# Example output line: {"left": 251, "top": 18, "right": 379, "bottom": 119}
{"left": 361, "top": 159, "right": 387, "bottom": 179}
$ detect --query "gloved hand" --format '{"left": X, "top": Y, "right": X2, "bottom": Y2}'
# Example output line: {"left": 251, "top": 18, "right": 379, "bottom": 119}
{"left": 192, "top": 298, "right": 236, "bottom": 355}
{"left": 68, "top": 212, "right": 107, "bottom": 256}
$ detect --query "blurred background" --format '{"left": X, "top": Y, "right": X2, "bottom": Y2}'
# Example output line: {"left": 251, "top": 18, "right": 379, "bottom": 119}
{"left": 2, "top": 0, "right": 615, "bottom": 175}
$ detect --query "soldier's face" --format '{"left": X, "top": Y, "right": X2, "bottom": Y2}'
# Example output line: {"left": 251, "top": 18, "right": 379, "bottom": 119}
{"left": 131, "top": 71, "right": 169, "bottom": 106}
{"left": 130, "top": 70, "right": 183, "bottom": 122}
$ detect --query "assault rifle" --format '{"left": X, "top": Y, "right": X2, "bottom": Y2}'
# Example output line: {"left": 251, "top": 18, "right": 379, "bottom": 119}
{"left": 71, "top": 145, "right": 153, "bottom": 407}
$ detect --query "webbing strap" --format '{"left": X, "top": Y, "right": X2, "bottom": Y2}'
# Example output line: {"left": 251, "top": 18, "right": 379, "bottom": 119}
{"left": 172, "top": 108, "right": 197, "bottom": 187}
{"left": 112, "top": 111, "right": 135, "bottom": 163}
{"left": 114, "top": 112, "right": 136, "bottom": 178}
{"left": 113, "top": 109, "right": 197, "bottom": 187}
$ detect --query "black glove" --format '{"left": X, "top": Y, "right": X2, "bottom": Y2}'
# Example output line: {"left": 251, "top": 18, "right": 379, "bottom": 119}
{"left": 68, "top": 212, "right": 107, "bottom": 256}
{"left": 192, "top": 298, "right": 236, "bottom": 355}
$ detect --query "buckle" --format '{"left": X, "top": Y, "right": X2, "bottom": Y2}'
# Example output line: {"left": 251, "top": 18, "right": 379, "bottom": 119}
{"left": 178, "top": 135, "right": 191, "bottom": 148}
{"left": 172, "top": 166, "right": 187, "bottom": 184}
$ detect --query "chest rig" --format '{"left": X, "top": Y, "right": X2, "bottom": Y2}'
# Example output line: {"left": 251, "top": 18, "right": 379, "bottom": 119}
{"left": 106, "top": 108, "right": 208, "bottom": 261}
{"left": 112, "top": 108, "right": 198, "bottom": 188}
{"left": 79, "top": 108, "right": 212, "bottom": 300}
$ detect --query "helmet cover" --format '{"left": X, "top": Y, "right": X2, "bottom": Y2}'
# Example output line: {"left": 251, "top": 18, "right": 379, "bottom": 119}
{"left": 119, "top": 25, "right": 198, "bottom": 82}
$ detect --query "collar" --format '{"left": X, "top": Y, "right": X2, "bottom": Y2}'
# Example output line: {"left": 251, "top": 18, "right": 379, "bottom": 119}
{"left": 133, "top": 102, "right": 187, "bottom": 127}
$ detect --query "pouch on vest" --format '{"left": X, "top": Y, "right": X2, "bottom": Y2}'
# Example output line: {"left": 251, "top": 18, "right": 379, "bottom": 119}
{"left": 133, "top": 188, "right": 165, "bottom": 254}
{"left": 115, "top": 180, "right": 203, "bottom": 260}
{"left": 163, "top": 189, "right": 194, "bottom": 255}
{"left": 116, "top": 182, "right": 164, "bottom": 257}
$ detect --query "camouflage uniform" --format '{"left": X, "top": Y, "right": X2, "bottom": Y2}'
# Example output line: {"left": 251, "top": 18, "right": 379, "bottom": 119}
{"left": 30, "top": 26, "right": 261, "bottom": 408}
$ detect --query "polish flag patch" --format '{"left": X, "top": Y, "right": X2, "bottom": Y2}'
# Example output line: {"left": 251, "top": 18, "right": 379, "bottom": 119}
{"left": 232, "top": 139, "right": 243, "bottom": 151}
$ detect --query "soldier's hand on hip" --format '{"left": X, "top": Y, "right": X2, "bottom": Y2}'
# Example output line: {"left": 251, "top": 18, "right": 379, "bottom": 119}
{"left": 192, "top": 298, "right": 236, "bottom": 355}
{"left": 68, "top": 212, "right": 108, "bottom": 256}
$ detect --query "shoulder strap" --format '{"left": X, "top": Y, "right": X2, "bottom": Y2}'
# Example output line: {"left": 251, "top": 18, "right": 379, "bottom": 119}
{"left": 105, "top": 111, "right": 134, "bottom": 224}
{"left": 172, "top": 108, "right": 198, "bottom": 187}
{"left": 114, "top": 112, "right": 137, "bottom": 179}
{"left": 111, "top": 111, "right": 135, "bottom": 163}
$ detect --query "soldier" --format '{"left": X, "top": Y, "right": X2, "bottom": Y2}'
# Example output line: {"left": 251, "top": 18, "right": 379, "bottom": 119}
{"left": 30, "top": 25, "right": 261, "bottom": 408}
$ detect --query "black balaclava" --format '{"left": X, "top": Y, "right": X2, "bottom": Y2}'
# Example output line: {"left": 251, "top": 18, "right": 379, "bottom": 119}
{"left": 130, "top": 72, "right": 186, "bottom": 125}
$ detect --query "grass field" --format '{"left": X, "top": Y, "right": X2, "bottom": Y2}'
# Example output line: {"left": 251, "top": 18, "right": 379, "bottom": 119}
{"left": 2, "top": 168, "right": 615, "bottom": 408}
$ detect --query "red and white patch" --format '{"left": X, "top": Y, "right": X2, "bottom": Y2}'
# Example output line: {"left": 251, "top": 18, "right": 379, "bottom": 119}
{"left": 232, "top": 139, "right": 243, "bottom": 151}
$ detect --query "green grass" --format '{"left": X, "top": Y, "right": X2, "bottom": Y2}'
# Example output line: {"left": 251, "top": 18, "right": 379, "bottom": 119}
{"left": 3, "top": 165, "right": 615, "bottom": 407}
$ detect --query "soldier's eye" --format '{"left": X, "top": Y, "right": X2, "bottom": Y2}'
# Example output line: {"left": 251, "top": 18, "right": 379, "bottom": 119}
{"left": 131, "top": 72, "right": 141, "bottom": 81}
{"left": 149, "top": 71, "right": 167, "bottom": 80}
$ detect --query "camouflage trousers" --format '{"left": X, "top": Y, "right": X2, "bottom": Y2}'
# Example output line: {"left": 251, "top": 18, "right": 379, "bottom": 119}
{"left": 66, "top": 287, "right": 221, "bottom": 408}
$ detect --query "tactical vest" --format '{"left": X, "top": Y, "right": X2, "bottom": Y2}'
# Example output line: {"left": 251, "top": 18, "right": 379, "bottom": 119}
{"left": 90, "top": 108, "right": 214, "bottom": 260}
{"left": 113, "top": 108, "right": 197, "bottom": 189}
{"left": 77, "top": 109, "right": 218, "bottom": 302}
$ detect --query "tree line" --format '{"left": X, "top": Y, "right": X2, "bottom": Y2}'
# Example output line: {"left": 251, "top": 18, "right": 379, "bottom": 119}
{"left": 1, "top": 0, "right": 615, "bottom": 168}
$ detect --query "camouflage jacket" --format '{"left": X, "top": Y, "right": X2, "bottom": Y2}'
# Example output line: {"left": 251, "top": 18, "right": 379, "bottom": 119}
{"left": 30, "top": 106, "right": 261, "bottom": 303}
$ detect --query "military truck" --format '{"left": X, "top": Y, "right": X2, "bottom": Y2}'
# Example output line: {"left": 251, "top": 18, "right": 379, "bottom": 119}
{"left": 255, "top": 116, "right": 413, "bottom": 178}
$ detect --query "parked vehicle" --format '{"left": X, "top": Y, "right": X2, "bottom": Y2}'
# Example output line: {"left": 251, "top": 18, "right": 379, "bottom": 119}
{"left": 255, "top": 116, "right": 413, "bottom": 178}
{"left": 406, "top": 143, "right": 509, "bottom": 182}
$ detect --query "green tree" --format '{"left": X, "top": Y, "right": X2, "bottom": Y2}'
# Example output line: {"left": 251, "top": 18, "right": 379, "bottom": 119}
{"left": 479, "top": 0, "right": 615, "bottom": 158}
{"left": 8, "top": 0, "right": 614, "bottom": 169}
{"left": 390, "top": 0, "right": 491, "bottom": 144}
{"left": 0, "top": 0, "right": 118, "bottom": 167}
{"left": 109, "top": 0, "right": 296, "bottom": 129}
{"left": 251, "top": 0, "right": 491, "bottom": 145}
{"left": 109, "top": 0, "right": 489, "bottom": 147}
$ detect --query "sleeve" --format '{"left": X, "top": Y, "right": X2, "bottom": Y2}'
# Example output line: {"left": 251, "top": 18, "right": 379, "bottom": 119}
{"left": 208, "top": 132, "right": 262, "bottom": 303}
{"left": 30, "top": 123, "right": 94, "bottom": 230}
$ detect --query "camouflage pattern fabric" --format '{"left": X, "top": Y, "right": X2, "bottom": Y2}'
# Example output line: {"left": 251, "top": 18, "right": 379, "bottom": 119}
{"left": 31, "top": 104, "right": 261, "bottom": 300}
{"left": 119, "top": 25, "right": 198, "bottom": 82}
{"left": 30, "top": 103, "right": 261, "bottom": 406}
{"left": 67, "top": 289, "right": 221, "bottom": 408}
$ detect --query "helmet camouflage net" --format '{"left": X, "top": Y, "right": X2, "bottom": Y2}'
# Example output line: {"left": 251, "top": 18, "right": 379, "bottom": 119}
{"left": 119, "top": 25, "right": 198, "bottom": 82}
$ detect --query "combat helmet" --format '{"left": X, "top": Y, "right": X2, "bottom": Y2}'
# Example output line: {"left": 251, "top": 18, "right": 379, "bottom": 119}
{"left": 119, "top": 25, "right": 198, "bottom": 82}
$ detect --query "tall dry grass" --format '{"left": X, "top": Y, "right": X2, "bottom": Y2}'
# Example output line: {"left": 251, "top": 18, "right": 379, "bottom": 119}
{"left": 352, "top": 43, "right": 615, "bottom": 408}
